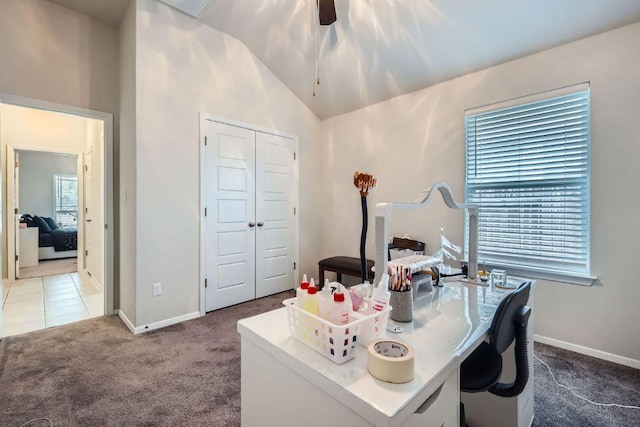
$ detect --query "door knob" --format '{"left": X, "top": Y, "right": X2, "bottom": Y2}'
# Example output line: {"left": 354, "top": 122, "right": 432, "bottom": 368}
{"left": 257, "top": 222, "right": 264, "bottom": 227}
{"left": 86, "top": 219, "right": 92, "bottom": 222}
{"left": 248, "top": 222, "right": 256, "bottom": 227}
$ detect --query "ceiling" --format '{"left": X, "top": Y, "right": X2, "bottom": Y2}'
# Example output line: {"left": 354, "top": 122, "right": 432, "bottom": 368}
{"left": 47, "top": 0, "right": 640, "bottom": 119}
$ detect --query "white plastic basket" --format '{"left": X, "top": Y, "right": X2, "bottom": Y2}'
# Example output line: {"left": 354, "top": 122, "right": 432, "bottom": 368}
{"left": 282, "top": 298, "right": 391, "bottom": 365}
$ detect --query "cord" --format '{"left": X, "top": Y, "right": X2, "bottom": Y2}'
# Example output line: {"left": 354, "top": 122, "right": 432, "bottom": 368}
{"left": 19, "top": 418, "right": 53, "bottom": 427}
{"left": 534, "top": 354, "right": 640, "bottom": 410}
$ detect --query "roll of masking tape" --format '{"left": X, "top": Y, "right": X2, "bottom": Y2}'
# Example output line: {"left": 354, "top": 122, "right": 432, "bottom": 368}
{"left": 367, "top": 339, "right": 415, "bottom": 384}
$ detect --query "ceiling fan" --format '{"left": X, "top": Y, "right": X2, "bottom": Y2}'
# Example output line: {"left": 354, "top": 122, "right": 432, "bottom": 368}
{"left": 318, "top": 0, "right": 337, "bottom": 25}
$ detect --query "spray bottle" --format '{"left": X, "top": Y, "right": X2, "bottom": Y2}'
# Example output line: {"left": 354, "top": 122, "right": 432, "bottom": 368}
{"left": 349, "top": 281, "right": 371, "bottom": 312}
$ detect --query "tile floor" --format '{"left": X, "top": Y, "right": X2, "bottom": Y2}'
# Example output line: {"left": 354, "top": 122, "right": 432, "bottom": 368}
{"left": 1, "top": 271, "right": 104, "bottom": 337}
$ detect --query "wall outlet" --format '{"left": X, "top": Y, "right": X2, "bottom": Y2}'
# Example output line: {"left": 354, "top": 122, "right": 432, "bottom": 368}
{"left": 152, "top": 282, "right": 162, "bottom": 297}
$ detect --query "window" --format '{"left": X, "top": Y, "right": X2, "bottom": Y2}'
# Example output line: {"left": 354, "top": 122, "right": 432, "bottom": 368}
{"left": 464, "top": 85, "right": 590, "bottom": 279}
{"left": 54, "top": 174, "right": 78, "bottom": 228}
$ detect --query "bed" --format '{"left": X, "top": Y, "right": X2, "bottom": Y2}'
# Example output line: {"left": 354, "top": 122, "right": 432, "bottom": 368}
{"left": 21, "top": 214, "right": 78, "bottom": 260}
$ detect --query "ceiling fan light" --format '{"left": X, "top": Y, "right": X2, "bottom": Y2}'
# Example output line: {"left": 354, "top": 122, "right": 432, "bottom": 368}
{"left": 158, "top": 0, "right": 213, "bottom": 18}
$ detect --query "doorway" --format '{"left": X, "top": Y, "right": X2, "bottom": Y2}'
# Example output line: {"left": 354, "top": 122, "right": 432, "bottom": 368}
{"left": 0, "top": 94, "right": 114, "bottom": 338}
{"left": 14, "top": 149, "right": 81, "bottom": 280}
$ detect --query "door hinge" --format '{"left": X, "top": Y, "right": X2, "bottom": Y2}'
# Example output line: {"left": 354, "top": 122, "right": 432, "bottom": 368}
{"left": 105, "top": 224, "right": 108, "bottom": 230}
{"left": 204, "top": 136, "right": 208, "bottom": 146}
{"left": 204, "top": 207, "right": 207, "bottom": 216}
{"left": 293, "top": 152, "right": 296, "bottom": 160}
{"left": 14, "top": 208, "right": 18, "bottom": 214}
{"left": 85, "top": 165, "right": 88, "bottom": 171}
{"left": 15, "top": 255, "right": 19, "bottom": 261}
{"left": 294, "top": 262, "right": 297, "bottom": 270}
{"left": 15, "top": 161, "right": 18, "bottom": 168}
{"left": 85, "top": 250, "right": 89, "bottom": 256}
{"left": 294, "top": 207, "right": 296, "bottom": 215}
{"left": 86, "top": 207, "right": 88, "bottom": 213}
{"left": 205, "top": 278, "right": 208, "bottom": 288}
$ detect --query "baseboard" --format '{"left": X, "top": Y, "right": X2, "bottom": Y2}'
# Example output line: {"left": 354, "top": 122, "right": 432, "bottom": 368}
{"left": 119, "top": 311, "right": 202, "bottom": 334}
{"left": 534, "top": 334, "right": 640, "bottom": 370}
{"left": 118, "top": 310, "right": 136, "bottom": 334}
{"left": 87, "top": 273, "right": 103, "bottom": 292}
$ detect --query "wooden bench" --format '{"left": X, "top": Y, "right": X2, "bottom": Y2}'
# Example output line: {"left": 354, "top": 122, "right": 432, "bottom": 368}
{"left": 318, "top": 256, "right": 375, "bottom": 286}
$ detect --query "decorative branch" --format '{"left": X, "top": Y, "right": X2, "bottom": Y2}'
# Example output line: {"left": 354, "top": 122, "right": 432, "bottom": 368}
{"left": 354, "top": 170, "right": 377, "bottom": 197}
{"left": 354, "top": 171, "right": 377, "bottom": 282}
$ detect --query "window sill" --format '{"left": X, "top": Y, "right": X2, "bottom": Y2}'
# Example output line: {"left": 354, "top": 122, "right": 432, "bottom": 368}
{"left": 463, "top": 261, "right": 597, "bottom": 286}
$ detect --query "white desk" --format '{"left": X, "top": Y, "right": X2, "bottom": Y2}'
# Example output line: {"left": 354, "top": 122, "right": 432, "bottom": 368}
{"left": 237, "top": 278, "right": 534, "bottom": 427}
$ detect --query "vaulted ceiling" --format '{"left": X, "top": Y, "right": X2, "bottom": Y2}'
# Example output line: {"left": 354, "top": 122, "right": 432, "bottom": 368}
{"left": 47, "top": 0, "right": 640, "bottom": 119}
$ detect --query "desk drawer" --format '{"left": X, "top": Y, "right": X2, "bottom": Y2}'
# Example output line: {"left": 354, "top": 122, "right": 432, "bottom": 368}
{"left": 401, "top": 369, "right": 459, "bottom": 427}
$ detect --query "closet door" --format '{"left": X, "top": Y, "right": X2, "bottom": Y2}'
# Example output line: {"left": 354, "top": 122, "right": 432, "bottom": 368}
{"left": 204, "top": 121, "right": 256, "bottom": 312}
{"left": 255, "top": 132, "right": 296, "bottom": 298}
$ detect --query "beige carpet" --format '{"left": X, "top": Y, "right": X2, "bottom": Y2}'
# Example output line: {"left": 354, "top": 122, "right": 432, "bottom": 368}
{"left": 0, "top": 291, "right": 638, "bottom": 426}
{"left": 18, "top": 258, "right": 78, "bottom": 279}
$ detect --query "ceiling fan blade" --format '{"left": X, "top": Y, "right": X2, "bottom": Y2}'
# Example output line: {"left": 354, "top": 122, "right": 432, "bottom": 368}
{"left": 318, "top": 0, "right": 337, "bottom": 25}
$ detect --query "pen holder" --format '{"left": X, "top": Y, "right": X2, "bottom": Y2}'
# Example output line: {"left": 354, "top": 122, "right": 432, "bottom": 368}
{"left": 389, "top": 289, "right": 413, "bottom": 322}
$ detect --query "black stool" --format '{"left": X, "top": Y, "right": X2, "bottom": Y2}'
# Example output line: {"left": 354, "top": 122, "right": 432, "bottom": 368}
{"left": 318, "top": 256, "right": 374, "bottom": 286}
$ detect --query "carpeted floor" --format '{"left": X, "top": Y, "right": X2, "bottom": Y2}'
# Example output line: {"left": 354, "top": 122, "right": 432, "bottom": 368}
{"left": 532, "top": 342, "right": 640, "bottom": 427}
{"left": 0, "top": 290, "right": 638, "bottom": 426}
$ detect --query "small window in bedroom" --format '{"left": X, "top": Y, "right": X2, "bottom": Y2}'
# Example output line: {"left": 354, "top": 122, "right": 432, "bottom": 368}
{"left": 54, "top": 174, "right": 78, "bottom": 228}
{"left": 464, "top": 83, "right": 591, "bottom": 281}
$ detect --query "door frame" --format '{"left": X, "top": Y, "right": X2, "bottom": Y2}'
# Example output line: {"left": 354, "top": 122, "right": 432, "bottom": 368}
{"left": 7, "top": 146, "right": 85, "bottom": 280}
{"left": 0, "top": 92, "right": 115, "bottom": 316}
{"left": 199, "top": 113, "right": 299, "bottom": 316}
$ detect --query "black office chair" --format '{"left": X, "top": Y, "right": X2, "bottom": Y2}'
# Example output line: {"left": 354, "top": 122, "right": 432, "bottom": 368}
{"left": 459, "top": 281, "right": 532, "bottom": 425}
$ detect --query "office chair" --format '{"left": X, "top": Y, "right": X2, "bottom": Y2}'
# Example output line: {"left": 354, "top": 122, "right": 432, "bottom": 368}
{"left": 459, "top": 281, "right": 532, "bottom": 425}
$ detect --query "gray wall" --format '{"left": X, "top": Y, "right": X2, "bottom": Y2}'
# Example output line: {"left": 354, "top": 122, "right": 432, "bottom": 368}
{"left": 19, "top": 151, "right": 77, "bottom": 220}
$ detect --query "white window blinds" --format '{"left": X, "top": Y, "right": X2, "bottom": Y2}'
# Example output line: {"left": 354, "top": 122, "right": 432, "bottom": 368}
{"left": 464, "top": 87, "right": 590, "bottom": 275}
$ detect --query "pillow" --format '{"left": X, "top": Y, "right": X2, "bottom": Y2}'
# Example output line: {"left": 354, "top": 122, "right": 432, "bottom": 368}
{"left": 22, "top": 214, "right": 37, "bottom": 228}
{"left": 33, "top": 215, "right": 52, "bottom": 234}
{"left": 43, "top": 217, "right": 60, "bottom": 230}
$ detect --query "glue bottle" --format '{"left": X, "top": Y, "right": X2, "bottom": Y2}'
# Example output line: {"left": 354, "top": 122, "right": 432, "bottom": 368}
{"left": 303, "top": 278, "right": 319, "bottom": 315}
{"left": 296, "top": 274, "right": 310, "bottom": 307}
{"left": 318, "top": 279, "right": 333, "bottom": 320}
{"left": 367, "top": 274, "right": 391, "bottom": 340}
{"left": 369, "top": 274, "right": 391, "bottom": 314}
{"left": 328, "top": 290, "right": 350, "bottom": 325}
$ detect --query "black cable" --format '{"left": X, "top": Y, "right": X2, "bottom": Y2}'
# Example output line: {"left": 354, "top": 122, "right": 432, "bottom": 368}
{"left": 489, "top": 325, "right": 529, "bottom": 398}
{"left": 360, "top": 195, "right": 368, "bottom": 282}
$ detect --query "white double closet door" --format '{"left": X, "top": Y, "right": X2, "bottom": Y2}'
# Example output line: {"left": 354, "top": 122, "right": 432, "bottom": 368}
{"left": 204, "top": 120, "right": 297, "bottom": 312}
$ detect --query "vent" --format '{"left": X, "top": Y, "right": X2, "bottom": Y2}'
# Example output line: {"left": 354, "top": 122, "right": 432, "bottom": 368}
{"left": 159, "top": 0, "right": 213, "bottom": 18}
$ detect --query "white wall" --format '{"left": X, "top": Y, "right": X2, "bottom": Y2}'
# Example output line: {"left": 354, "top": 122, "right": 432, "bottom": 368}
{"left": 320, "top": 22, "right": 640, "bottom": 363}
{"left": 0, "top": 0, "right": 119, "bottom": 296}
{"left": 19, "top": 150, "right": 78, "bottom": 219}
{"left": 0, "top": 0, "right": 119, "bottom": 115}
{"left": 0, "top": 104, "right": 87, "bottom": 277}
{"left": 128, "top": 0, "right": 322, "bottom": 327}
{"left": 119, "top": 0, "right": 137, "bottom": 322}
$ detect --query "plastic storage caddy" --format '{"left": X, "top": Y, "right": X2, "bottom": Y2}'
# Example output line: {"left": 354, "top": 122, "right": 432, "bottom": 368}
{"left": 282, "top": 298, "right": 392, "bottom": 365}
